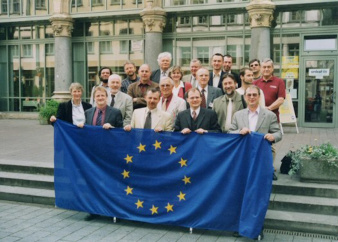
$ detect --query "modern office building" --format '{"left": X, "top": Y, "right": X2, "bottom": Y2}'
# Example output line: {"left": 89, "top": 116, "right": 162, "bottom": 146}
{"left": 0, "top": 0, "right": 337, "bottom": 128}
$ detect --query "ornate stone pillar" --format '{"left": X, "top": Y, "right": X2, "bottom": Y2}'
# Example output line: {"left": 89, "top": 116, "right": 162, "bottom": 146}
{"left": 246, "top": 0, "right": 275, "bottom": 61}
{"left": 140, "top": 0, "right": 166, "bottom": 71}
{"left": 49, "top": 0, "right": 73, "bottom": 101}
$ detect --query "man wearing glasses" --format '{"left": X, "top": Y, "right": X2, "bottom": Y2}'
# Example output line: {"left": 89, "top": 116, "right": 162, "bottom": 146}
{"left": 249, "top": 59, "right": 262, "bottom": 81}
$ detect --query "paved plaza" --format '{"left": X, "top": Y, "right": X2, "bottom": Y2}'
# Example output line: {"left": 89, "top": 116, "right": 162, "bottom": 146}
{"left": 0, "top": 119, "right": 338, "bottom": 241}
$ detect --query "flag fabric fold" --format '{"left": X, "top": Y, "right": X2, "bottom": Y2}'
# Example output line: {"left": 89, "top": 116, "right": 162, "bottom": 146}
{"left": 54, "top": 120, "right": 273, "bottom": 239}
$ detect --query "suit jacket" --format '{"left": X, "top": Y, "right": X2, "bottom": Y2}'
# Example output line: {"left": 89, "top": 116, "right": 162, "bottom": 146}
{"left": 157, "top": 95, "right": 186, "bottom": 122}
{"left": 131, "top": 108, "right": 173, "bottom": 131}
{"left": 228, "top": 71, "right": 241, "bottom": 88}
{"left": 85, "top": 106, "right": 123, "bottom": 128}
{"left": 127, "top": 81, "right": 159, "bottom": 109}
{"left": 208, "top": 71, "right": 226, "bottom": 90}
{"left": 108, "top": 91, "right": 133, "bottom": 127}
{"left": 56, "top": 100, "right": 92, "bottom": 124}
{"left": 229, "top": 107, "right": 282, "bottom": 143}
{"left": 200, "top": 86, "right": 223, "bottom": 109}
{"left": 174, "top": 108, "right": 221, "bottom": 133}
{"left": 212, "top": 92, "right": 245, "bottom": 132}
{"left": 182, "top": 75, "right": 198, "bottom": 87}
{"left": 150, "top": 69, "right": 162, "bottom": 83}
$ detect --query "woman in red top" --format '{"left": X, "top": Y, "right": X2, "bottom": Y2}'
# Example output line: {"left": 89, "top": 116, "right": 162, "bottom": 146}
{"left": 169, "top": 66, "right": 192, "bottom": 99}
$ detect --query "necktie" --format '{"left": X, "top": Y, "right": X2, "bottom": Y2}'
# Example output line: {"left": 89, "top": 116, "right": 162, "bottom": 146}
{"left": 144, "top": 111, "right": 152, "bottom": 129}
{"left": 192, "top": 111, "right": 197, "bottom": 121}
{"left": 162, "top": 98, "right": 167, "bottom": 111}
{"left": 225, "top": 98, "right": 232, "bottom": 130}
{"left": 201, "top": 89, "right": 206, "bottom": 108}
{"left": 110, "top": 95, "right": 115, "bottom": 107}
{"left": 162, "top": 71, "right": 166, "bottom": 77}
{"left": 96, "top": 110, "right": 102, "bottom": 126}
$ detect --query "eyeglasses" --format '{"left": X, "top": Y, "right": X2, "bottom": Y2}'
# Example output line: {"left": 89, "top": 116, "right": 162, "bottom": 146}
{"left": 250, "top": 64, "right": 259, "bottom": 67}
{"left": 246, "top": 93, "right": 258, "bottom": 97}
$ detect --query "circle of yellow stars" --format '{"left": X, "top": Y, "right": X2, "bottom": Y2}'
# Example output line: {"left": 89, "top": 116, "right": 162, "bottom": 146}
{"left": 121, "top": 140, "right": 191, "bottom": 215}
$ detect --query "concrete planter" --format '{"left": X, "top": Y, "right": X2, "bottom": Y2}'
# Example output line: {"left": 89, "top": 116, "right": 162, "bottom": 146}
{"left": 300, "top": 157, "right": 338, "bottom": 184}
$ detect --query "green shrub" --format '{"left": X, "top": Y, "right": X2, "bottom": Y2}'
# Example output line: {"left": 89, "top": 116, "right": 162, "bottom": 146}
{"left": 39, "top": 99, "right": 59, "bottom": 121}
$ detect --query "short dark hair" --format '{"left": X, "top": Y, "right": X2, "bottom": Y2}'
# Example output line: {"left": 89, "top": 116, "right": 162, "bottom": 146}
{"left": 211, "top": 53, "right": 224, "bottom": 59}
{"left": 239, "top": 67, "right": 251, "bottom": 77}
{"left": 249, "top": 59, "right": 260, "bottom": 66}
{"left": 224, "top": 54, "right": 233, "bottom": 59}
{"left": 146, "top": 88, "right": 161, "bottom": 97}
{"left": 99, "top": 67, "right": 113, "bottom": 76}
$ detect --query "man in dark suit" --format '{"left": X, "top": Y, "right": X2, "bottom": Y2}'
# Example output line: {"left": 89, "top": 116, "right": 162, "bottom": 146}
{"left": 85, "top": 86, "right": 123, "bottom": 129}
{"left": 223, "top": 54, "right": 241, "bottom": 88}
{"left": 175, "top": 88, "right": 221, "bottom": 134}
{"left": 150, "top": 52, "right": 172, "bottom": 83}
{"left": 208, "top": 53, "right": 226, "bottom": 91}
{"left": 197, "top": 67, "right": 222, "bottom": 109}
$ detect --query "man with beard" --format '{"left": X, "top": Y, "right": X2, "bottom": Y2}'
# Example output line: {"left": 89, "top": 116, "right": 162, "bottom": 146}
{"left": 90, "top": 67, "right": 112, "bottom": 106}
{"left": 212, "top": 73, "right": 245, "bottom": 132}
{"left": 223, "top": 54, "right": 241, "bottom": 88}
{"left": 237, "top": 67, "right": 265, "bottom": 107}
{"left": 121, "top": 61, "right": 139, "bottom": 93}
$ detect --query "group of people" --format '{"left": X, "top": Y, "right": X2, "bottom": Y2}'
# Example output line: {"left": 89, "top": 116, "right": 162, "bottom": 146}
{"left": 51, "top": 52, "right": 285, "bottom": 178}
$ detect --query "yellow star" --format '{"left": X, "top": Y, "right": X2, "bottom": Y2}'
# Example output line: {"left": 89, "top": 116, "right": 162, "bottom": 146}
{"left": 153, "top": 140, "right": 162, "bottom": 150}
{"left": 135, "top": 199, "right": 144, "bottom": 209}
{"left": 177, "top": 191, "right": 186, "bottom": 201}
{"left": 137, "top": 143, "right": 146, "bottom": 153}
{"left": 124, "top": 154, "right": 133, "bottom": 164}
{"left": 125, "top": 186, "right": 133, "bottom": 195}
{"left": 121, "top": 170, "right": 130, "bottom": 179}
{"left": 168, "top": 145, "right": 177, "bottom": 155}
{"left": 178, "top": 158, "right": 187, "bottom": 167}
{"left": 182, "top": 176, "right": 191, "bottom": 184}
{"left": 165, "top": 203, "right": 174, "bottom": 212}
{"left": 150, "top": 205, "right": 158, "bottom": 215}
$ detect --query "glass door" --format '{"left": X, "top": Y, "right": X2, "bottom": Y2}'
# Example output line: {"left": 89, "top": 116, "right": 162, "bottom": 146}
{"left": 300, "top": 57, "right": 336, "bottom": 127}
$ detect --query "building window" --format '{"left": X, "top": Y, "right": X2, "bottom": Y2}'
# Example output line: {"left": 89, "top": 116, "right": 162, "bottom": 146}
{"left": 119, "top": 28, "right": 134, "bottom": 35}
{"left": 179, "top": 47, "right": 191, "bottom": 66}
{"left": 289, "top": 10, "right": 305, "bottom": 22}
{"left": 100, "top": 41, "right": 112, "bottom": 53}
{"left": 111, "top": 0, "right": 124, "bottom": 5}
{"left": 11, "top": 45, "right": 19, "bottom": 57}
{"left": 226, "top": 45, "right": 237, "bottom": 65}
{"left": 120, "top": 40, "right": 130, "bottom": 54}
{"left": 1, "top": 0, "right": 8, "bottom": 14}
{"left": 22, "top": 44, "right": 33, "bottom": 57}
{"left": 273, "top": 44, "right": 281, "bottom": 64}
{"left": 12, "top": 0, "right": 20, "bottom": 14}
{"left": 87, "top": 42, "right": 94, "bottom": 54}
{"left": 35, "top": 0, "right": 46, "bottom": 10}
{"left": 224, "top": 14, "right": 236, "bottom": 24}
{"left": 179, "top": 16, "right": 190, "bottom": 25}
{"left": 72, "top": 0, "right": 83, "bottom": 7}
{"left": 92, "top": 0, "right": 103, "bottom": 5}
{"left": 132, "top": 0, "right": 142, "bottom": 4}
{"left": 198, "top": 16, "right": 208, "bottom": 25}
{"left": 196, "top": 47, "right": 209, "bottom": 65}
{"left": 192, "top": 0, "right": 207, "bottom": 4}
{"left": 173, "top": 0, "right": 185, "bottom": 5}
{"left": 45, "top": 43, "right": 54, "bottom": 55}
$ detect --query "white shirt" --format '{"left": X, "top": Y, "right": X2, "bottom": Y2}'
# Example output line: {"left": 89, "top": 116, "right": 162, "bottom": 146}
{"left": 173, "top": 81, "right": 185, "bottom": 97}
{"left": 212, "top": 72, "right": 221, "bottom": 88}
{"left": 248, "top": 106, "right": 260, "bottom": 132}
{"left": 71, "top": 100, "right": 85, "bottom": 125}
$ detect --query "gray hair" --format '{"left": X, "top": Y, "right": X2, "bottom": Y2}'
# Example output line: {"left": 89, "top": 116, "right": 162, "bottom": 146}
{"left": 157, "top": 52, "right": 172, "bottom": 64}
{"left": 190, "top": 59, "right": 201, "bottom": 66}
{"left": 261, "top": 58, "right": 274, "bottom": 66}
{"left": 69, "top": 83, "right": 84, "bottom": 93}
{"left": 108, "top": 74, "right": 122, "bottom": 83}
{"left": 160, "top": 77, "right": 175, "bottom": 86}
{"left": 244, "top": 85, "right": 261, "bottom": 96}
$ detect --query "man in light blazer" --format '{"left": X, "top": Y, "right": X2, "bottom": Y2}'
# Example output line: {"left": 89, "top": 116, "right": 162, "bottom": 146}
{"left": 108, "top": 74, "right": 133, "bottom": 128}
{"left": 175, "top": 88, "right": 221, "bottom": 134}
{"left": 85, "top": 86, "right": 123, "bottom": 129}
{"left": 196, "top": 67, "right": 222, "bottom": 109}
{"left": 229, "top": 85, "right": 282, "bottom": 180}
{"left": 124, "top": 88, "right": 173, "bottom": 132}
{"left": 157, "top": 77, "right": 186, "bottom": 122}
{"left": 213, "top": 73, "right": 245, "bottom": 132}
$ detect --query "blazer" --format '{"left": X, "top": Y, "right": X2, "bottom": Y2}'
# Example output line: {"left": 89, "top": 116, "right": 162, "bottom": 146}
{"left": 108, "top": 91, "right": 133, "bottom": 127}
{"left": 150, "top": 69, "right": 162, "bottom": 83}
{"left": 212, "top": 92, "right": 245, "bottom": 132}
{"left": 200, "top": 86, "right": 223, "bottom": 109}
{"left": 208, "top": 71, "right": 226, "bottom": 90}
{"left": 182, "top": 75, "right": 198, "bottom": 87}
{"left": 157, "top": 95, "right": 187, "bottom": 122}
{"left": 56, "top": 100, "right": 92, "bottom": 124}
{"left": 127, "top": 81, "right": 159, "bottom": 109}
{"left": 85, "top": 106, "right": 123, "bottom": 128}
{"left": 229, "top": 107, "right": 282, "bottom": 143}
{"left": 174, "top": 108, "right": 221, "bottom": 133}
{"left": 131, "top": 107, "right": 173, "bottom": 131}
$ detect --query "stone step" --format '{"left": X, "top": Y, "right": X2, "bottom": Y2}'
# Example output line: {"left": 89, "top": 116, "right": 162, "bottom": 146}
{"left": 265, "top": 210, "right": 338, "bottom": 236}
{"left": 269, "top": 193, "right": 338, "bottom": 216}
{"left": 0, "top": 171, "right": 54, "bottom": 190}
{"left": 0, "top": 185, "right": 55, "bottom": 206}
{"left": 0, "top": 159, "right": 54, "bottom": 176}
{"left": 272, "top": 174, "right": 338, "bottom": 198}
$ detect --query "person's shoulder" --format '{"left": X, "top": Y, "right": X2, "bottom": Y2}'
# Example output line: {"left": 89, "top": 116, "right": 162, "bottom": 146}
{"left": 119, "top": 91, "right": 132, "bottom": 100}
{"left": 107, "top": 106, "right": 121, "bottom": 114}
{"left": 82, "top": 101, "right": 92, "bottom": 109}
{"left": 213, "top": 94, "right": 224, "bottom": 104}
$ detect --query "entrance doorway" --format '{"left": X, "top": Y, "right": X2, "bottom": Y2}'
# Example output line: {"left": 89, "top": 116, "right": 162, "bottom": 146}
{"left": 300, "top": 57, "right": 336, "bottom": 127}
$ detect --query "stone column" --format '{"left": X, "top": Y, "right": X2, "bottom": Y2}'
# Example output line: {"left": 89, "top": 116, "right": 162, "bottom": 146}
{"left": 246, "top": 0, "right": 275, "bottom": 61}
{"left": 140, "top": 0, "right": 166, "bottom": 71}
{"left": 49, "top": 0, "right": 73, "bottom": 101}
